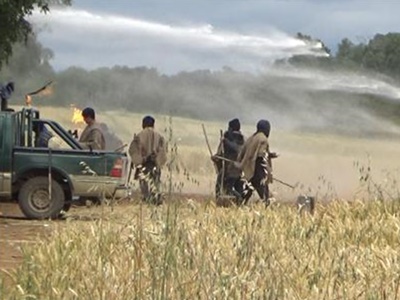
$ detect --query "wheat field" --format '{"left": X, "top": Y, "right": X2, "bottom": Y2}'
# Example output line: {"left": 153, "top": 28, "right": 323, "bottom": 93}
{"left": 2, "top": 200, "right": 400, "bottom": 299}
{"left": 36, "top": 105, "right": 400, "bottom": 201}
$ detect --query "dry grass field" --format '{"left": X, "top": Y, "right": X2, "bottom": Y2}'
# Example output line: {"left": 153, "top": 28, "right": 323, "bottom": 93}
{"left": 2, "top": 200, "right": 400, "bottom": 299}
{"left": 1, "top": 105, "right": 400, "bottom": 298}
{"left": 37, "top": 105, "right": 400, "bottom": 201}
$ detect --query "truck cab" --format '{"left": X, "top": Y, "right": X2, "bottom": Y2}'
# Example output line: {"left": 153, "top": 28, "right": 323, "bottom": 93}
{"left": 0, "top": 106, "right": 129, "bottom": 219}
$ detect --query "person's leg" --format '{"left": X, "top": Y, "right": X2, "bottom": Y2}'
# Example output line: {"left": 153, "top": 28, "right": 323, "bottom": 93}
{"left": 141, "top": 162, "right": 162, "bottom": 205}
{"left": 251, "top": 157, "right": 270, "bottom": 206}
{"left": 237, "top": 177, "right": 254, "bottom": 205}
{"left": 136, "top": 165, "right": 151, "bottom": 202}
{"left": 215, "top": 172, "right": 222, "bottom": 199}
{"left": 150, "top": 167, "right": 162, "bottom": 205}
{"left": 224, "top": 176, "right": 236, "bottom": 195}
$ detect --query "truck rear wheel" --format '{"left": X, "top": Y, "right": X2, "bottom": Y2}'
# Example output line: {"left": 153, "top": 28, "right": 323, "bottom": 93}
{"left": 18, "top": 177, "right": 65, "bottom": 219}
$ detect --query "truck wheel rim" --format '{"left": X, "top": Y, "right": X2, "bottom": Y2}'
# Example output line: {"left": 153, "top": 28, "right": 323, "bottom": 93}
{"left": 30, "top": 189, "right": 51, "bottom": 211}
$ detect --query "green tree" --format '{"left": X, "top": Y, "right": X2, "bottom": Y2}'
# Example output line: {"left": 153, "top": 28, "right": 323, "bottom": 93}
{"left": 336, "top": 38, "right": 367, "bottom": 69}
{"left": 0, "top": 0, "right": 71, "bottom": 67}
{"left": 0, "top": 33, "right": 56, "bottom": 100}
{"left": 363, "top": 33, "right": 400, "bottom": 76}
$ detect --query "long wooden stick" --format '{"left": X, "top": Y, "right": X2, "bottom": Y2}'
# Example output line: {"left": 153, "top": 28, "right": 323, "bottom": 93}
{"left": 273, "top": 178, "right": 295, "bottom": 189}
{"left": 26, "top": 80, "right": 53, "bottom": 96}
{"left": 201, "top": 124, "right": 213, "bottom": 157}
{"left": 201, "top": 124, "right": 218, "bottom": 173}
{"left": 213, "top": 155, "right": 295, "bottom": 189}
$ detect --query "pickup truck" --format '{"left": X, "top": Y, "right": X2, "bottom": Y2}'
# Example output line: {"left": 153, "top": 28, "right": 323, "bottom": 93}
{"left": 0, "top": 106, "right": 130, "bottom": 219}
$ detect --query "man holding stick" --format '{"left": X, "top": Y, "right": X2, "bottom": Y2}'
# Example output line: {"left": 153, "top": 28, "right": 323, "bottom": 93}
{"left": 235, "top": 119, "right": 278, "bottom": 206}
{"left": 212, "top": 118, "right": 245, "bottom": 203}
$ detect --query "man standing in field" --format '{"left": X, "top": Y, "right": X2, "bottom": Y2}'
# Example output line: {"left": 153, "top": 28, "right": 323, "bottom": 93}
{"left": 79, "top": 107, "right": 106, "bottom": 150}
{"left": 213, "top": 118, "right": 246, "bottom": 203}
{"left": 236, "top": 119, "right": 277, "bottom": 206}
{"left": 129, "top": 115, "right": 167, "bottom": 204}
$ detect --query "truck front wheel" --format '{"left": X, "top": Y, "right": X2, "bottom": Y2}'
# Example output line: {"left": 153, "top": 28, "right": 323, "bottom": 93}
{"left": 18, "top": 177, "right": 65, "bottom": 219}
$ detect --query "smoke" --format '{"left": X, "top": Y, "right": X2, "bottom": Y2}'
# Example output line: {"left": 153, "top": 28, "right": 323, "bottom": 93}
{"left": 240, "top": 66, "right": 400, "bottom": 136}
{"left": 29, "top": 8, "right": 327, "bottom": 73}
{"left": 272, "top": 67, "right": 400, "bottom": 99}
{"left": 27, "top": 7, "right": 400, "bottom": 137}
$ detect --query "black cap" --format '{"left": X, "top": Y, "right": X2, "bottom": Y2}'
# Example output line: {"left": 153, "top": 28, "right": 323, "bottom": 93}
{"left": 142, "top": 115, "right": 155, "bottom": 128}
{"left": 256, "top": 119, "right": 271, "bottom": 137}
{"left": 228, "top": 118, "right": 240, "bottom": 131}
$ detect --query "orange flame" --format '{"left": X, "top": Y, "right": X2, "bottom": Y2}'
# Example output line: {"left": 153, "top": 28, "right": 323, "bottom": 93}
{"left": 71, "top": 107, "right": 84, "bottom": 125}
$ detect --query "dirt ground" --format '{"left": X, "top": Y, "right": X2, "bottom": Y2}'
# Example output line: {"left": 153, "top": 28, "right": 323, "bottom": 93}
{"left": 0, "top": 203, "right": 52, "bottom": 272}
{"left": 0, "top": 193, "right": 210, "bottom": 279}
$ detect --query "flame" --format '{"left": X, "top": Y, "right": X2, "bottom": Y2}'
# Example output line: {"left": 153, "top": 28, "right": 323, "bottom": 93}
{"left": 71, "top": 106, "right": 84, "bottom": 124}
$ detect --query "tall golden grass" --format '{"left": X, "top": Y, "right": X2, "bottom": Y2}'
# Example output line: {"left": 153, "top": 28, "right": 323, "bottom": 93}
{"left": 33, "top": 105, "right": 400, "bottom": 199}
{"left": 2, "top": 199, "right": 400, "bottom": 299}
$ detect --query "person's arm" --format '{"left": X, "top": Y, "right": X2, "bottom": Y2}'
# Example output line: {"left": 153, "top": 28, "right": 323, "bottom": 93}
{"left": 129, "top": 134, "right": 144, "bottom": 165}
{"left": 224, "top": 139, "right": 240, "bottom": 152}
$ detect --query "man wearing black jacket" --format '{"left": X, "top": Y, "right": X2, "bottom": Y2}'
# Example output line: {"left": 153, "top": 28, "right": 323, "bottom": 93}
{"left": 213, "top": 118, "right": 246, "bottom": 203}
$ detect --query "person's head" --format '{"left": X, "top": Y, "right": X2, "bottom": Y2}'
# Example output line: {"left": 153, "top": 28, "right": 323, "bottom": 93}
{"left": 82, "top": 107, "right": 95, "bottom": 125}
{"left": 228, "top": 118, "right": 240, "bottom": 131}
{"left": 256, "top": 119, "right": 271, "bottom": 137}
{"left": 142, "top": 115, "right": 155, "bottom": 129}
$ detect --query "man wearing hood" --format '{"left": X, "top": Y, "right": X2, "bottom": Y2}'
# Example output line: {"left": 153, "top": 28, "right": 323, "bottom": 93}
{"left": 129, "top": 115, "right": 167, "bottom": 204}
{"left": 213, "top": 118, "right": 245, "bottom": 202}
{"left": 236, "top": 119, "right": 277, "bottom": 206}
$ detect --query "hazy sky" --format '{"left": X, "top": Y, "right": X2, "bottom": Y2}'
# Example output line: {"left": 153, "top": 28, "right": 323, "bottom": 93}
{"left": 29, "top": 0, "right": 400, "bottom": 74}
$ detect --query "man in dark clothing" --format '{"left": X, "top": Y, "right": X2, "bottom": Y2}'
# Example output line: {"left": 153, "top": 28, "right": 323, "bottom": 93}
{"left": 236, "top": 119, "right": 277, "bottom": 206}
{"left": 213, "top": 118, "right": 246, "bottom": 203}
{"left": 129, "top": 115, "right": 167, "bottom": 204}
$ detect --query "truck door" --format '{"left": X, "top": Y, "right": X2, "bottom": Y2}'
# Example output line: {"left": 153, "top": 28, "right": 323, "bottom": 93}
{"left": 0, "top": 114, "right": 12, "bottom": 196}
{"left": 0, "top": 115, "right": 4, "bottom": 194}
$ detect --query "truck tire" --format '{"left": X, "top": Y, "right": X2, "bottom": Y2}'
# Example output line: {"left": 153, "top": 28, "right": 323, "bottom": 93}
{"left": 18, "top": 177, "right": 65, "bottom": 219}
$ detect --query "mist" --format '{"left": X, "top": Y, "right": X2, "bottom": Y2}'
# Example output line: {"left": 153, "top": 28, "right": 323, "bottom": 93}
{"left": 249, "top": 66, "right": 400, "bottom": 136}
{"left": 24, "top": 7, "right": 400, "bottom": 138}
{"left": 29, "top": 8, "right": 326, "bottom": 74}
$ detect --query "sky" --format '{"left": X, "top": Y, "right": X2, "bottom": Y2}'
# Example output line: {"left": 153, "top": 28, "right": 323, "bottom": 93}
{"left": 28, "top": 0, "right": 400, "bottom": 74}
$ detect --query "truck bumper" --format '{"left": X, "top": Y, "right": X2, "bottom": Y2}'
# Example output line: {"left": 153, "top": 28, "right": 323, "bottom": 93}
{"left": 69, "top": 175, "right": 128, "bottom": 198}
